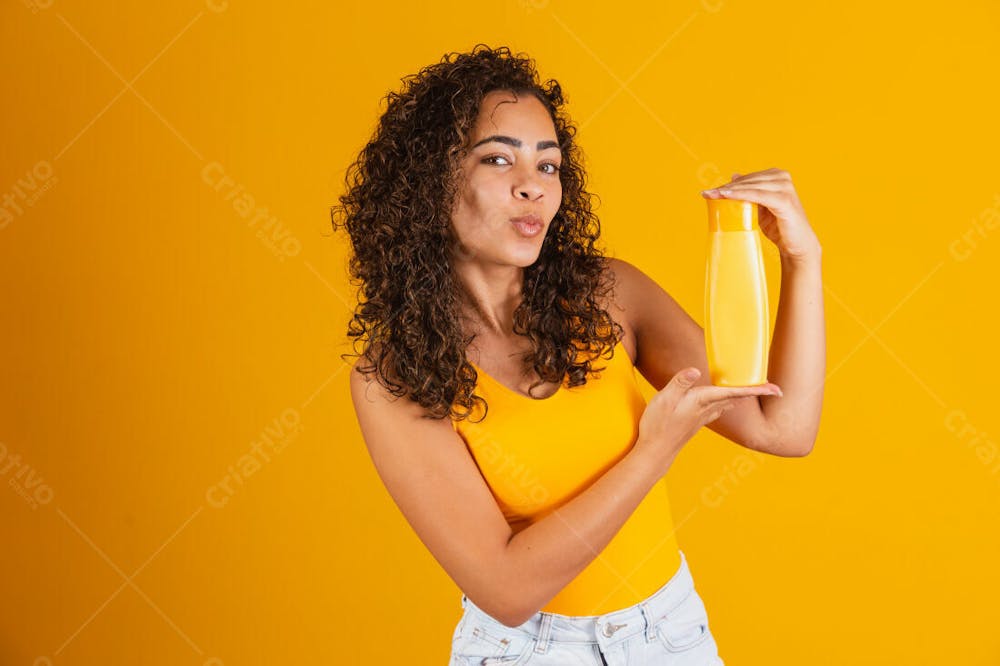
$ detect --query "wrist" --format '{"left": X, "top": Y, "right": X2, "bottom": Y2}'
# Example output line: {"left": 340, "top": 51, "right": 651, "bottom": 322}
{"left": 780, "top": 245, "right": 822, "bottom": 269}
{"left": 629, "top": 438, "right": 677, "bottom": 477}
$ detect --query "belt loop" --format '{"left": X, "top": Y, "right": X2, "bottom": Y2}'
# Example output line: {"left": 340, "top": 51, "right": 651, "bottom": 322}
{"left": 639, "top": 601, "right": 656, "bottom": 642}
{"left": 535, "top": 613, "right": 553, "bottom": 653}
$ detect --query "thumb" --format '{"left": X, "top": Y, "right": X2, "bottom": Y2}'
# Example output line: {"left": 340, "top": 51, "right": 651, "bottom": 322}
{"left": 671, "top": 367, "right": 701, "bottom": 390}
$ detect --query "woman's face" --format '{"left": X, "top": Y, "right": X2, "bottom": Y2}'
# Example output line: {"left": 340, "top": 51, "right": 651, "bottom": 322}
{"left": 449, "top": 89, "right": 563, "bottom": 268}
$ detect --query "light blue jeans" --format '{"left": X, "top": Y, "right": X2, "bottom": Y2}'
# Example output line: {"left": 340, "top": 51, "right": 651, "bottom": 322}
{"left": 449, "top": 551, "right": 724, "bottom": 665}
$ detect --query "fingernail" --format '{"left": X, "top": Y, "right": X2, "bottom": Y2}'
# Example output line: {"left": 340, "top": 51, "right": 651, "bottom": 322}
{"left": 719, "top": 188, "right": 733, "bottom": 195}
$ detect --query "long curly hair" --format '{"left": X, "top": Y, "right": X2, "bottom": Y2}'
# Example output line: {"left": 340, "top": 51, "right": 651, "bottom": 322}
{"left": 331, "top": 44, "right": 624, "bottom": 422}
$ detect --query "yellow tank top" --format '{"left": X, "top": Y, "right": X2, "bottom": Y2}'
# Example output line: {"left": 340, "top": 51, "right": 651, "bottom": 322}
{"left": 451, "top": 338, "right": 682, "bottom": 616}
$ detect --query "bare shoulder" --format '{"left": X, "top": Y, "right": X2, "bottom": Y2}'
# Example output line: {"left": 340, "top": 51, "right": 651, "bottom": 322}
{"left": 602, "top": 256, "right": 706, "bottom": 377}
{"left": 348, "top": 349, "right": 400, "bottom": 408}
{"left": 602, "top": 257, "right": 648, "bottom": 364}
{"left": 347, "top": 352, "right": 450, "bottom": 440}
{"left": 604, "top": 256, "right": 646, "bottom": 298}
{"left": 347, "top": 353, "right": 519, "bottom": 622}
{"left": 603, "top": 256, "right": 685, "bottom": 326}
{"left": 603, "top": 255, "right": 711, "bottom": 387}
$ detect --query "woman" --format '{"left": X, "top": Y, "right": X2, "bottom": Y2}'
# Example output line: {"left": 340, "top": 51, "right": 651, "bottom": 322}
{"left": 334, "top": 44, "right": 825, "bottom": 666}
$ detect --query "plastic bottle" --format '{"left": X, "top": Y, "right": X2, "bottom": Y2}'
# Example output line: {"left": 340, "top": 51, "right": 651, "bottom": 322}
{"left": 704, "top": 198, "right": 770, "bottom": 386}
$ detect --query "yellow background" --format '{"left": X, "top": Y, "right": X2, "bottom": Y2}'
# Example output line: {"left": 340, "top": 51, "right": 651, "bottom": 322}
{"left": 1, "top": 1, "right": 998, "bottom": 664}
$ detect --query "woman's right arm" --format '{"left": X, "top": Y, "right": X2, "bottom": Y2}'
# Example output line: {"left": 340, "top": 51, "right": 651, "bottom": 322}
{"left": 350, "top": 359, "right": 778, "bottom": 627}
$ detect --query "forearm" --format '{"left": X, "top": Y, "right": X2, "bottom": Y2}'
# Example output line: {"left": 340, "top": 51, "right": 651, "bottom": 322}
{"left": 760, "top": 250, "right": 826, "bottom": 455}
{"left": 497, "top": 445, "right": 670, "bottom": 626}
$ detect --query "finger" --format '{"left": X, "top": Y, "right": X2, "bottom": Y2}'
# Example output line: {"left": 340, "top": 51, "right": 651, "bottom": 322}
{"left": 703, "top": 180, "right": 793, "bottom": 200}
{"left": 729, "top": 174, "right": 786, "bottom": 186}
{"left": 720, "top": 179, "right": 789, "bottom": 191}
{"left": 710, "top": 397, "right": 738, "bottom": 412}
{"left": 668, "top": 367, "right": 701, "bottom": 392}
{"left": 706, "top": 401, "right": 737, "bottom": 423}
{"left": 728, "top": 168, "right": 786, "bottom": 182}
{"left": 749, "top": 167, "right": 792, "bottom": 181}
{"left": 724, "top": 169, "right": 793, "bottom": 185}
{"left": 715, "top": 186, "right": 795, "bottom": 211}
{"left": 703, "top": 384, "right": 782, "bottom": 400}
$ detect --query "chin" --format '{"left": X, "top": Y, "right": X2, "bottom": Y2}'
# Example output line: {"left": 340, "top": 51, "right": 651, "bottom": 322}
{"left": 510, "top": 248, "right": 544, "bottom": 267}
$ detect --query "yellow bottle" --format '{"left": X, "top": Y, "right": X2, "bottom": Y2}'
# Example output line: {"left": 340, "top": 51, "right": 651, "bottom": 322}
{"left": 704, "top": 198, "right": 770, "bottom": 386}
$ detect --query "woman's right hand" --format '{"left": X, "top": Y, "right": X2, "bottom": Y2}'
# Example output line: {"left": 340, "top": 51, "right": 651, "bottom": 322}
{"left": 634, "top": 367, "right": 782, "bottom": 471}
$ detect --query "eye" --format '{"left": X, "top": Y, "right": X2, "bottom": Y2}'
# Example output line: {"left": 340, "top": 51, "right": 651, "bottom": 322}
{"left": 483, "top": 155, "right": 561, "bottom": 175}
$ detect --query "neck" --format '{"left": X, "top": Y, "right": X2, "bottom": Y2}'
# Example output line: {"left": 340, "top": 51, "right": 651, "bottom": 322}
{"left": 454, "top": 262, "right": 525, "bottom": 338}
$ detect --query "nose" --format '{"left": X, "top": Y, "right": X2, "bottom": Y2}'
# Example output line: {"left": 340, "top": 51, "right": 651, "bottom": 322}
{"left": 512, "top": 164, "right": 544, "bottom": 201}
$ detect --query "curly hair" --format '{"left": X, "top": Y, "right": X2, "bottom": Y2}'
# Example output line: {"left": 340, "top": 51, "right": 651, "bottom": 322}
{"left": 331, "top": 44, "right": 624, "bottom": 422}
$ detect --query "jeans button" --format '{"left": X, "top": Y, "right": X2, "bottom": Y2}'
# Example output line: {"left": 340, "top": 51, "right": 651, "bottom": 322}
{"left": 601, "top": 622, "right": 627, "bottom": 637}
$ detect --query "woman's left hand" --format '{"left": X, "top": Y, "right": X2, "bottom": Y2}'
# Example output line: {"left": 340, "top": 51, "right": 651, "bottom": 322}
{"left": 702, "top": 168, "right": 821, "bottom": 263}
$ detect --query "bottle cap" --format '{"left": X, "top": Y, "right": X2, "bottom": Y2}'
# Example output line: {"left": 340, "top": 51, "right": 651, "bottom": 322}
{"left": 707, "top": 198, "right": 759, "bottom": 232}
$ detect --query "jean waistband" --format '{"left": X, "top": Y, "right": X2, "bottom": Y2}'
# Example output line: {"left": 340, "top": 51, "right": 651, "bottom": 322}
{"left": 460, "top": 550, "right": 694, "bottom": 649}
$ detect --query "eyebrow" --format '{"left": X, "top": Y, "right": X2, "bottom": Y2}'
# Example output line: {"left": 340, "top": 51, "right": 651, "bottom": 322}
{"left": 471, "top": 134, "right": 560, "bottom": 151}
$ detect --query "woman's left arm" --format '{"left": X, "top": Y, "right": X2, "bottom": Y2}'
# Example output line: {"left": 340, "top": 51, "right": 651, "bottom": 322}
{"left": 703, "top": 168, "right": 826, "bottom": 456}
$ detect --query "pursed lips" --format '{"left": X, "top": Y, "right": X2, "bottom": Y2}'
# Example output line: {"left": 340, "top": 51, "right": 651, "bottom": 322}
{"left": 510, "top": 214, "right": 543, "bottom": 226}
{"left": 510, "top": 214, "right": 544, "bottom": 238}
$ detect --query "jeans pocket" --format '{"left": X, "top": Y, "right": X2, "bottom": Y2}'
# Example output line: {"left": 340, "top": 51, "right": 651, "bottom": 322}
{"left": 479, "top": 653, "right": 531, "bottom": 666}
{"left": 654, "top": 588, "right": 713, "bottom": 653}
{"left": 451, "top": 621, "right": 535, "bottom": 665}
